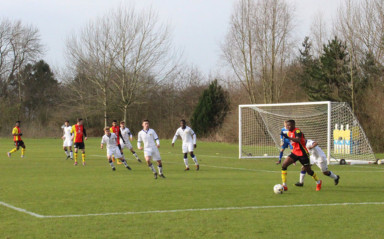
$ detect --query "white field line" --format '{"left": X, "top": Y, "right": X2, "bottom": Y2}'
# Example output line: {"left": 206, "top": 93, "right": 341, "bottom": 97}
{"left": 1, "top": 201, "right": 383, "bottom": 219}
{"left": 90, "top": 155, "right": 384, "bottom": 173}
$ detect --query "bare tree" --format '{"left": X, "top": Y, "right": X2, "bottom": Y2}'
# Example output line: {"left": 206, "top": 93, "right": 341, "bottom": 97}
{"left": 310, "top": 12, "right": 329, "bottom": 58}
{"left": 222, "top": 0, "right": 294, "bottom": 104}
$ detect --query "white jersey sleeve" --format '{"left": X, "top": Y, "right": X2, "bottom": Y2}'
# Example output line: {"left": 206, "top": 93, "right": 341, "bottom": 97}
{"left": 153, "top": 129, "right": 160, "bottom": 146}
{"left": 172, "top": 128, "right": 181, "bottom": 144}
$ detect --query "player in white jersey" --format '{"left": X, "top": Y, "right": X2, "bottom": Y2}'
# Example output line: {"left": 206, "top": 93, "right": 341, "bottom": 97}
{"left": 137, "top": 119, "right": 165, "bottom": 179}
{"left": 119, "top": 121, "right": 141, "bottom": 163}
{"left": 101, "top": 127, "right": 132, "bottom": 171}
{"left": 172, "top": 119, "right": 199, "bottom": 171}
{"left": 61, "top": 120, "right": 73, "bottom": 160}
{"left": 295, "top": 139, "right": 340, "bottom": 187}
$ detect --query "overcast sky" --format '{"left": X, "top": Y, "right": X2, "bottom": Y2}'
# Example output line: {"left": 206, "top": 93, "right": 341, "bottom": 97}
{"left": 1, "top": 0, "right": 342, "bottom": 74}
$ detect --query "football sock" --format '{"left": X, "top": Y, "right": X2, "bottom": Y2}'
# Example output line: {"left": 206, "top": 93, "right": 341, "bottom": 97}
{"left": 149, "top": 164, "right": 156, "bottom": 173}
{"left": 192, "top": 156, "right": 198, "bottom": 165}
{"left": 82, "top": 153, "right": 85, "bottom": 163}
{"left": 158, "top": 166, "right": 163, "bottom": 174}
{"left": 312, "top": 173, "right": 321, "bottom": 184}
{"left": 328, "top": 171, "right": 338, "bottom": 180}
{"left": 10, "top": 148, "right": 17, "bottom": 154}
{"left": 133, "top": 152, "right": 139, "bottom": 159}
{"left": 183, "top": 158, "right": 189, "bottom": 168}
{"left": 21, "top": 148, "right": 25, "bottom": 156}
{"left": 109, "top": 160, "right": 115, "bottom": 168}
{"left": 281, "top": 170, "right": 287, "bottom": 185}
{"left": 64, "top": 149, "right": 69, "bottom": 156}
{"left": 299, "top": 171, "right": 306, "bottom": 183}
{"left": 74, "top": 153, "right": 78, "bottom": 162}
{"left": 70, "top": 151, "right": 73, "bottom": 159}
{"left": 122, "top": 159, "right": 129, "bottom": 167}
{"left": 121, "top": 153, "right": 125, "bottom": 160}
{"left": 279, "top": 151, "right": 283, "bottom": 161}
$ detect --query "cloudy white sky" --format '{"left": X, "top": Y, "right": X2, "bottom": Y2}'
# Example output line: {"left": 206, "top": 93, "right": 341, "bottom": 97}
{"left": 1, "top": 0, "right": 342, "bottom": 74}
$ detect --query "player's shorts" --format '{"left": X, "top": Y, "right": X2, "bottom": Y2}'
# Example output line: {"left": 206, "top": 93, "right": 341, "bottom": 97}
{"left": 144, "top": 147, "right": 161, "bottom": 161}
{"left": 281, "top": 141, "right": 293, "bottom": 150}
{"left": 74, "top": 142, "right": 85, "bottom": 149}
{"left": 310, "top": 156, "right": 328, "bottom": 172}
{"left": 120, "top": 141, "right": 133, "bottom": 150}
{"left": 63, "top": 138, "right": 73, "bottom": 147}
{"left": 107, "top": 147, "right": 122, "bottom": 158}
{"left": 288, "top": 153, "right": 310, "bottom": 166}
{"left": 182, "top": 143, "right": 194, "bottom": 153}
{"left": 14, "top": 140, "right": 25, "bottom": 147}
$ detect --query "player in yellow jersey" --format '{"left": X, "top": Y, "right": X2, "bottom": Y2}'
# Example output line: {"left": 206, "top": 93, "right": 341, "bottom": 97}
{"left": 7, "top": 121, "right": 26, "bottom": 158}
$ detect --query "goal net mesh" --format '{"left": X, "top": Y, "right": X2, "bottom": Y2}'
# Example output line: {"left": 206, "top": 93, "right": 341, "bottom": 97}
{"left": 239, "top": 102, "right": 376, "bottom": 162}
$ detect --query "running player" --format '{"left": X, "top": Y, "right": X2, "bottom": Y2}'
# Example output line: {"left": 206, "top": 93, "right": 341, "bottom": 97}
{"left": 137, "top": 119, "right": 165, "bottom": 179}
{"left": 295, "top": 139, "right": 340, "bottom": 187}
{"left": 101, "top": 127, "right": 132, "bottom": 171}
{"left": 120, "top": 121, "right": 141, "bottom": 163}
{"left": 172, "top": 119, "right": 199, "bottom": 171}
{"left": 276, "top": 121, "right": 293, "bottom": 164}
{"left": 7, "top": 121, "right": 26, "bottom": 158}
{"left": 110, "top": 120, "right": 125, "bottom": 164}
{"left": 71, "top": 118, "right": 87, "bottom": 166}
{"left": 62, "top": 120, "right": 73, "bottom": 160}
{"left": 280, "top": 120, "right": 322, "bottom": 191}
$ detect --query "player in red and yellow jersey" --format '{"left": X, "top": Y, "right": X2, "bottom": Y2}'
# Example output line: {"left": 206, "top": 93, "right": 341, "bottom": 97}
{"left": 70, "top": 118, "right": 87, "bottom": 166}
{"left": 110, "top": 120, "right": 125, "bottom": 164}
{"left": 280, "top": 120, "right": 322, "bottom": 191}
{"left": 7, "top": 121, "right": 26, "bottom": 158}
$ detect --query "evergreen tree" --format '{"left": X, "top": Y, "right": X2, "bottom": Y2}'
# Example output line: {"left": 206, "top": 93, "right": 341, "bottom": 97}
{"left": 190, "top": 79, "right": 230, "bottom": 136}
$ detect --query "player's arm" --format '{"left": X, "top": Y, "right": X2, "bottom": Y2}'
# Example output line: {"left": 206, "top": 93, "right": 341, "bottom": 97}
{"left": 70, "top": 126, "right": 75, "bottom": 140}
{"left": 137, "top": 133, "right": 143, "bottom": 150}
{"left": 307, "top": 141, "right": 318, "bottom": 150}
{"left": 83, "top": 127, "right": 87, "bottom": 140}
{"left": 191, "top": 129, "right": 197, "bottom": 148}
{"left": 153, "top": 130, "right": 160, "bottom": 148}
{"left": 127, "top": 129, "right": 133, "bottom": 141}
{"left": 12, "top": 128, "right": 21, "bottom": 136}
{"left": 285, "top": 130, "right": 302, "bottom": 143}
{"left": 171, "top": 130, "right": 179, "bottom": 147}
{"left": 101, "top": 138, "right": 105, "bottom": 149}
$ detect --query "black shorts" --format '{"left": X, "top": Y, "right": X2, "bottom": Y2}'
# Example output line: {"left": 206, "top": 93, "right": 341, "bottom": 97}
{"left": 74, "top": 142, "right": 85, "bottom": 149}
{"left": 14, "top": 141, "right": 25, "bottom": 147}
{"left": 288, "top": 153, "right": 310, "bottom": 166}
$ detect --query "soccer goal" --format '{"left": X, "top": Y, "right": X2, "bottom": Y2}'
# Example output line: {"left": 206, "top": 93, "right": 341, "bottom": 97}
{"left": 239, "top": 101, "right": 376, "bottom": 164}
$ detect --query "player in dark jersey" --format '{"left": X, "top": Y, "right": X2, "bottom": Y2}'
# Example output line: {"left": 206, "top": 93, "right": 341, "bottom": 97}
{"left": 71, "top": 118, "right": 87, "bottom": 166}
{"left": 280, "top": 120, "right": 322, "bottom": 191}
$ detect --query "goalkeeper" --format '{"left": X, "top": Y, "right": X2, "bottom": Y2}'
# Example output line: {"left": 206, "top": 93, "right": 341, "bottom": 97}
{"left": 276, "top": 121, "right": 293, "bottom": 164}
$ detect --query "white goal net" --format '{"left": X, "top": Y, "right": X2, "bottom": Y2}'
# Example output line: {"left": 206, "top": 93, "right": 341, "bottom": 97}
{"left": 239, "top": 101, "right": 376, "bottom": 163}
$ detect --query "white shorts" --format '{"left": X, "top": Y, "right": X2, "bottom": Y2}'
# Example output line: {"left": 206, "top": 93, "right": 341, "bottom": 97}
{"left": 144, "top": 148, "right": 161, "bottom": 161}
{"left": 310, "top": 156, "right": 328, "bottom": 172}
{"left": 120, "top": 141, "right": 133, "bottom": 150}
{"left": 63, "top": 139, "right": 73, "bottom": 147}
{"left": 182, "top": 143, "right": 194, "bottom": 153}
{"left": 107, "top": 147, "right": 122, "bottom": 158}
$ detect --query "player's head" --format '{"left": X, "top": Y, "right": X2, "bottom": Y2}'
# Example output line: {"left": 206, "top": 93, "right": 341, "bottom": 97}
{"left": 180, "top": 119, "right": 186, "bottom": 128}
{"left": 15, "top": 121, "right": 20, "bottom": 126}
{"left": 284, "top": 120, "right": 288, "bottom": 128}
{"left": 120, "top": 121, "right": 125, "bottom": 128}
{"left": 112, "top": 120, "right": 117, "bottom": 126}
{"left": 142, "top": 119, "right": 149, "bottom": 130}
{"left": 77, "top": 118, "right": 83, "bottom": 125}
{"left": 64, "top": 120, "right": 69, "bottom": 126}
{"left": 104, "top": 127, "right": 111, "bottom": 135}
{"left": 286, "top": 120, "right": 295, "bottom": 131}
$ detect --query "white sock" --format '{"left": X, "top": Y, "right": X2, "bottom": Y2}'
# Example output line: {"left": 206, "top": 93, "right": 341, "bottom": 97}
{"left": 328, "top": 171, "right": 338, "bottom": 180}
{"left": 149, "top": 164, "right": 156, "bottom": 173}
{"left": 183, "top": 158, "right": 189, "bottom": 168}
{"left": 64, "top": 150, "right": 69, "bottom": 156}
{"left": 70, "top": 151, "right": 73, "bottom": 158}
{"left": 158, "top": 166, "right": 163, "bottom": 174}
{"left": 133, "top": 152, "right": 139, "bottom": 159}
{"left": 122, "top": 159, "right": 128, "bottom": 167}
{"left": 110, "top": 162, "right": 115, "bottom": 168}
{"left": 192, "top": 157, "right": 198, "bottom": 165}
{"left": 300, "top": 172, "right": 306, "bottom": 183}
{"left": 121, "top": 154, "right": 125, "bottom": 160}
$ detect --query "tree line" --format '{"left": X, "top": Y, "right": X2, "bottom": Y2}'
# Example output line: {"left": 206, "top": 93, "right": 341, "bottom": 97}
{"left": 0, "top": 0, "right": 383, "bottom": 151}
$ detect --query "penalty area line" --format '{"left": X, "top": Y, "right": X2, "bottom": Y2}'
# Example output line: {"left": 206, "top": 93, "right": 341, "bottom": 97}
{"left": 1, "top": 201, "right": 384, "bottom": 219}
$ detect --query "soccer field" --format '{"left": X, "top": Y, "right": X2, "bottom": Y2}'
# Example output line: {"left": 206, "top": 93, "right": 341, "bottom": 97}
{"left": 1, "top": 138, "right": 383, "bottom": 239}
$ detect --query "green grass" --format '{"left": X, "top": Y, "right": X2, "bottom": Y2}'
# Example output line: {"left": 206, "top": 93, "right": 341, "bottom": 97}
{"left": 0, "top": 138, "right": 384, "bottom": 239}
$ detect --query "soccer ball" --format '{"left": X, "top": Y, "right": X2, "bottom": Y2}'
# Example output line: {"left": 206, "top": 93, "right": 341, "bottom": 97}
{"left": 273, "top": 184, "right": 284, "bottom": 194}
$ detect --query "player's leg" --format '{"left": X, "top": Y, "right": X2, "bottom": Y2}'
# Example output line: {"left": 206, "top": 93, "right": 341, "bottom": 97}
{"left": 144, "top": 150, "right": 157, "bottom": 178}
{"left": 116, "top": 144, "right": 122, "bottom": 164}
{"left": 127, "top": 142, "right": 141, "bottom": 162}
{"left": 182, "top": 144, "right": 189, "bottom": 170}
{"left": 295, "top": 166, "right": 306, "bottom": 187}
{"left": 189, "top": 143, "right": 199, "bottom": 170}
{"left": 156, "top": 159, "right": 165, "bottom": 178}
{"left": 69, "top": 146, "right": 73, "bottom": 160}
{"left": 20, "top": 142, "right": 26, "bottom": 158}
{"left": 81, "top": 146, "right": 86, "bottom": 166}
{"left": 107, "top": 153, "right": 116, "bottom": 171}
{"left": 318, "top": 160, "right": 340, "bottom": 185}
{"left": 302, "top": 163, "right": 322, "bottom": 191}
{"left": 281, "top": 155, "right": 295, "bottom": 191}
{"left": 277, "top": 147, "right": 285, "bottom": 165}
{"left": 63, "top": 146, "right": 70, "bottom": 159}
{"left": 115, "top": 148, "right": 131, "bottom": 170}
{"left": 8, "top": 142, "right": 18, "bottom": 157}
{"left": 74, "top": 144, "right": 80, "bottom": 165}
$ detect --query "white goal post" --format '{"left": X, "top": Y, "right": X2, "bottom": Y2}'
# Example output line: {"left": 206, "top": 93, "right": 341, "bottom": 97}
{"left": 239, "top": 101, "right": 376, "bottom": 164}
